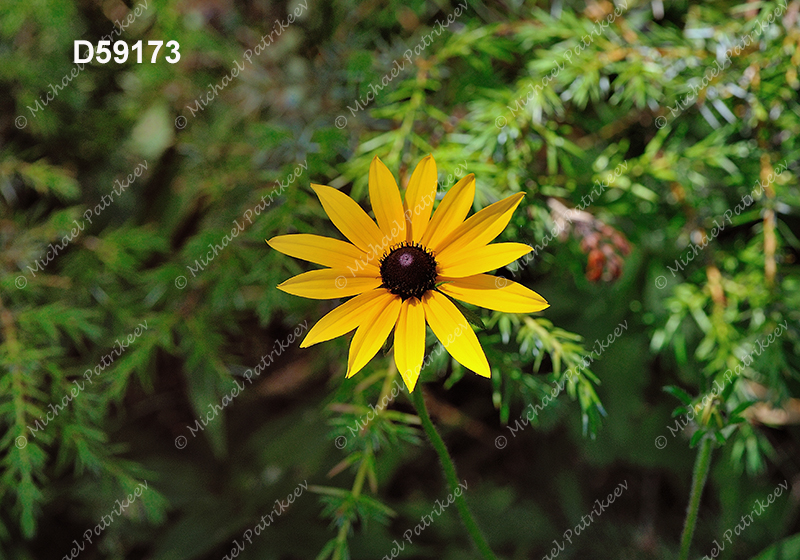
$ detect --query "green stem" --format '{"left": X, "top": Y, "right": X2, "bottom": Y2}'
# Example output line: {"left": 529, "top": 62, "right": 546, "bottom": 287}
{"left": 390, "top": 69, "right": 425, "bottom": 158}
{"left": 411, "top": 388, "right": 499, "bottom": 560}
{"left": 331, "top": 366, "right": 397, "bottom": 560}
{"left": 678, "top": 437, "right": 713, "bottom": 560}
{"left": 332, "top": 448, "right": 371, "bottom": 560}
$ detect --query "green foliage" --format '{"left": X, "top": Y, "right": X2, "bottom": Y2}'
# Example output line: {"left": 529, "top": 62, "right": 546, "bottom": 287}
{"left": 2, "top": 0, "right": 799, "bottom": 558}
{"left": 749, "top": 533, "right": 800, "bottom": 560}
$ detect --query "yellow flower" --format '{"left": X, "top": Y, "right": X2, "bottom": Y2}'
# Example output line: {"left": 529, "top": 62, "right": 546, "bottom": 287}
{"left": 267, "top": 155, "right": 549, "bottom": 391}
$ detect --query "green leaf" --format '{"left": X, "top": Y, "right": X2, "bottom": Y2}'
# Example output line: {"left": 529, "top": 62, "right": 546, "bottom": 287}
{"left": 382, "top": 330, "right": 395, "bottom": 357}
{"left": 314, "top": 539, "right": 337, "bottom": 560}
{"left": 447, "top": 296, "right": 485, "bottom": 330}
{"left": 730, "top": 400, "right": 758, "bottom": 417}
{"left": 748, "top": 533, "right": 800, "bottom": 560}
{"left": 663, "top": 385, "right": 693, "bottom": 405}
{"left": 689, "top": 429, "right": 706, "bottom": 448}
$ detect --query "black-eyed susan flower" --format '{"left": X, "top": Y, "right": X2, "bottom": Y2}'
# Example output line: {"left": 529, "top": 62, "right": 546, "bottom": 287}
{"left": 267, "top": 155, "right": 548, "bottom": 391}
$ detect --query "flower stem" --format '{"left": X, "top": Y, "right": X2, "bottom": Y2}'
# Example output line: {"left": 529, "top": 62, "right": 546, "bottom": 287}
{"left": 677, "top": 437, "right": 713, "bottom": 560}
{"left": 332, "top": 446, "right": 371, "bottom": 560}
{"left": 410, "top": 388, "right": 499, "bottom": 560}
{"left": 331, "top": 367, "right": 395, "bottom": 560}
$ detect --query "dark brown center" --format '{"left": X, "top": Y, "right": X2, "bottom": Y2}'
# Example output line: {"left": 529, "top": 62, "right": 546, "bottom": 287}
{"left": 379, "top": 242, "right": 438, "bottom": 301}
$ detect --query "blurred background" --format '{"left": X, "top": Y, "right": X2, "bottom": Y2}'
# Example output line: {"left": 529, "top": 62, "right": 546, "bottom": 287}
{"left": 2, "top": 0, "right": 800, "bottom": 558}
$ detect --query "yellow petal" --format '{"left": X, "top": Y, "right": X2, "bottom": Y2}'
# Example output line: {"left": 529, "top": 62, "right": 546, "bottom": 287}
{"left": 301, "top": 289, "right": 391, "bottom": 348}
{"left": 404, "top": 155, "right": 437, "bottom": 243}
{"left": 434, "top": 193, "right": 525, "bottom": 259}
{"left": 268, "top": 234, "right": 378, "bottom": 273}
{"left": 369, "top": 157, "right": 406, "bottom": 245}
{"left": 311, "top": 183, "right": 386, "bottom": 254}
{"left": 277, "top": 269, "right": 380, "bottom": 299}
{"left": 438, "top": 274, "right": 549, "bottom": 313}
{"left": 437, "top": 242, "right": 532, "bottom": 278}
{"left": 394, "top": 298, "right": 426, "bottom": 392}
{"left": 420, "top": 174, "right": 475, "bottom": 250}
{"left": 346, "top": 293, "right": 402, "bottom": 378}
{"left": 421, "top": 291, "right": 490, "bottom": 378}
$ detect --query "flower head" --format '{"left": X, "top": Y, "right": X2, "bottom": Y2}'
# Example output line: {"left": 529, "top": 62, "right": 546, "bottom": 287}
{"left": 267, "top": 155, "right": 549, "bottom": 391}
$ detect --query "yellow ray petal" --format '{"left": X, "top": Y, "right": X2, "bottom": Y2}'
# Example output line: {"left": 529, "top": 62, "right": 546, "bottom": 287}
{"left": 434, "top": 192, "right": 525, "bottom": 259}
{"left": 277, "top": 269, "right": 380, "bottom": 299}
{"left": 301, "top": 289, "right": 391, "bottom": 348}
{"left": 438, "top": 274, "right": 549, "bottom": 313}
{"left": 420, "top": 174, "right": 475, "bottom": 250}
{"left": 267, "top": 234, "right": 379, "bottom": 272}
{"left": 394, "top": 298, "right": 426, "bottom": 392}
{"left": 311, "top": 183, "right": 386, "bottom": 254}
{"left": 369, "top": 157, "right": 406, "bottom": 245}
{"left": 346, "top": 293, "right": 402, "bottom": 378}
{"left": 437, "top": 242, "right": 532, "bottom": 278}
{"left": 404, "top": 155, "right": 437, "bottom": 243}
{"left": 421, "top": 291, "right": 490, "bottom": 378}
